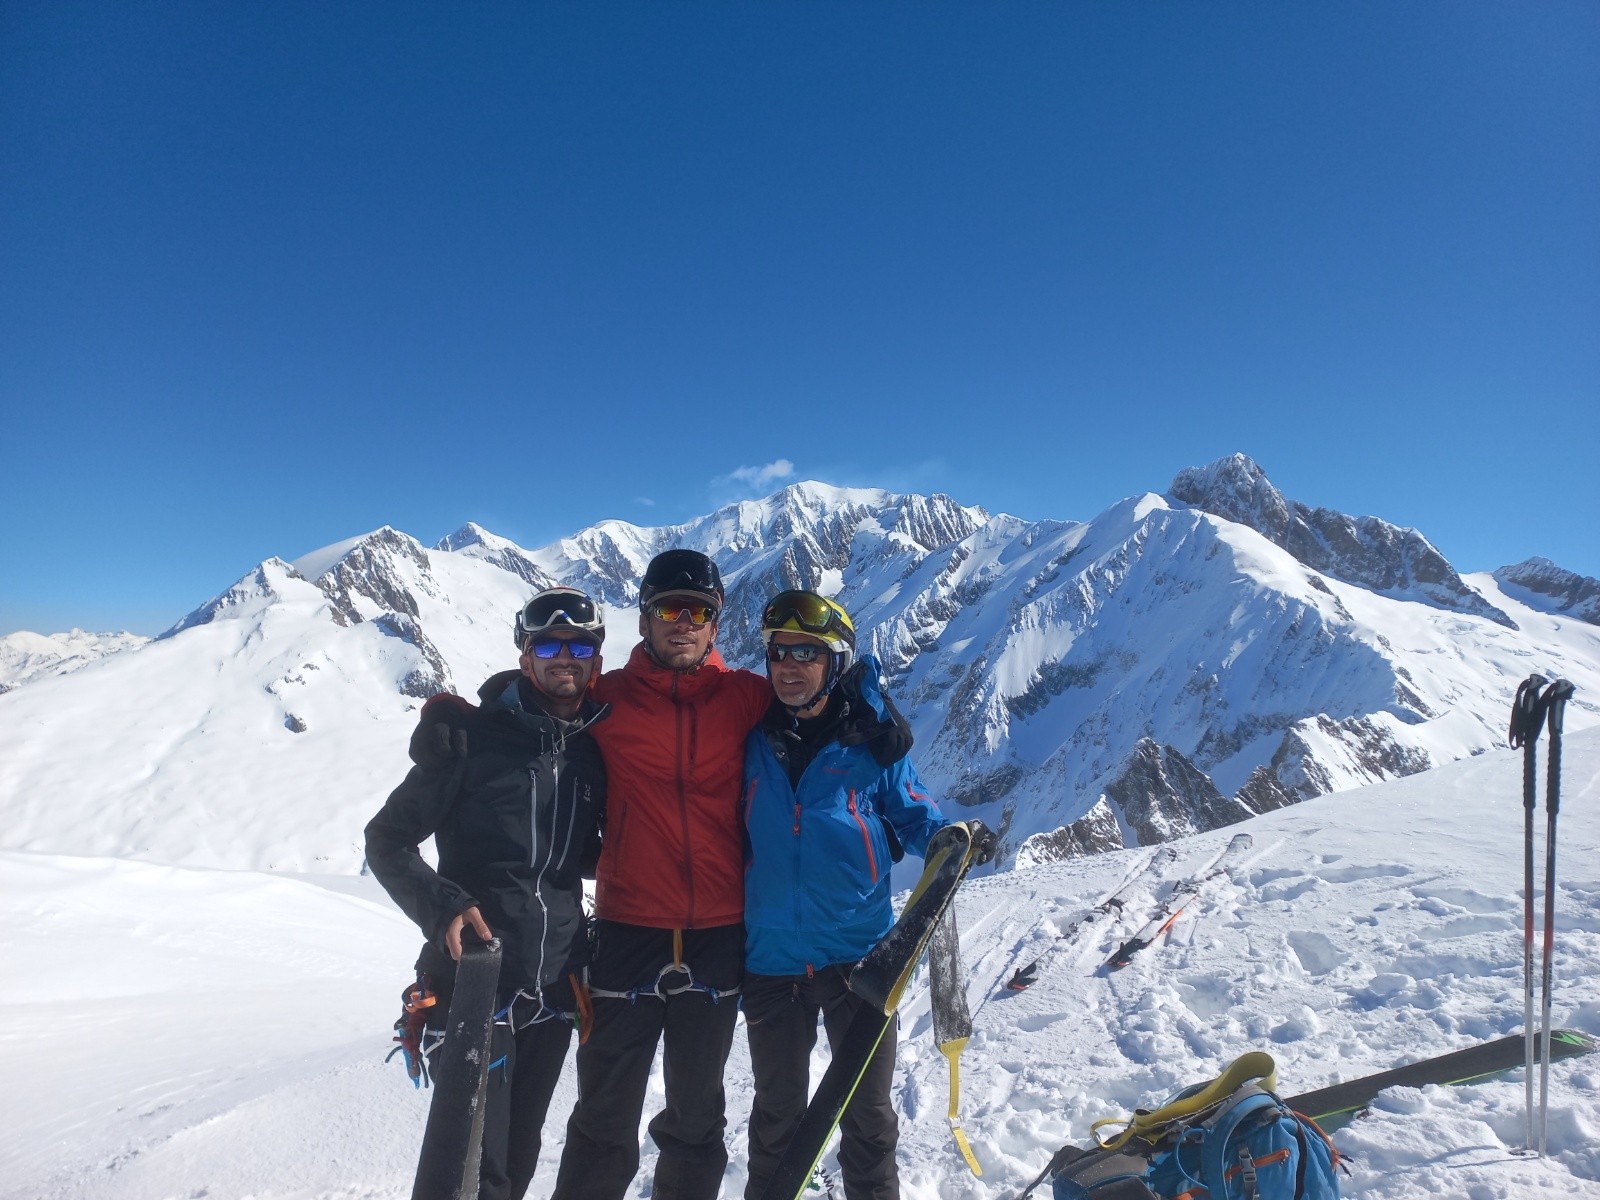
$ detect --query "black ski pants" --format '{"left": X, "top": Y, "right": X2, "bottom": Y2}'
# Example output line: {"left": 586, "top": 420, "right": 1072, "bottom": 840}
{"left": 425, "top": 975, "right": 577, "bottom": 1200}
{"left": 550, "top": 921, "right": 743, "bottom": 1200}
{"left": 742, "top": 965, "right": 900, "bottom": 1200}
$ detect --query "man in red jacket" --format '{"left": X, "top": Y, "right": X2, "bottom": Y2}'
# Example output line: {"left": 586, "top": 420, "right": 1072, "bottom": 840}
{"left": 551, "top": 549, "right": 770, "bottom": 1200}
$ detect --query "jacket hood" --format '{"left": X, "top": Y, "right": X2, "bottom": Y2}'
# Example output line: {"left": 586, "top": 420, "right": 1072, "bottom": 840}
{"left": 620, "top": 642, "right": 732, "bottom": 695}
{"left": 474, "top": 668, "right": 606, "bottom": 729}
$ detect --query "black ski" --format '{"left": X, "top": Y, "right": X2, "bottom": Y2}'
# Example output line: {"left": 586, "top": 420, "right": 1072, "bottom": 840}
{"left": 757, "top": 823, "right": 976, "bottom": 1200}
{"left": 1285, "top": 1028, "right": 1597, "bottom": 1130}
{"left": 1105, "top": 833, "right": 1252, "bottom": 971}
{"left": 1004, "top": 846, "right": 1178, "bottom": 993}
{"left": 411, "top": 938, "right": 503, "bottom": 1200}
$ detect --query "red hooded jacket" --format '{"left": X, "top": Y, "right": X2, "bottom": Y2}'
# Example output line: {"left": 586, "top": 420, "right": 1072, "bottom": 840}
{"left": 590, "top": 644, "right": 771, "bottom": 929}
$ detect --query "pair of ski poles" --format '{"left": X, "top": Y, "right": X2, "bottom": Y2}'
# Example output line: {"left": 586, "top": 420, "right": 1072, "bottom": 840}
{"left": 1508, "top": 673, "right": 1576, "bottom": 1158}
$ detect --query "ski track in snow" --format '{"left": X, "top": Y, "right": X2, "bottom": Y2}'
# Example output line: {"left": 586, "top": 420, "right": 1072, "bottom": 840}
{"left": 5, "top": 733, "right": 1600, "bottom": 1198}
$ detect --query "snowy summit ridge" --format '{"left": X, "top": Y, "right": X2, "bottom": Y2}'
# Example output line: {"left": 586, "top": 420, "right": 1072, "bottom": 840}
{"left": 1169, "top": 453, "right": 1514, "bottom": 626}
{"left": 1, "top": 458, "right": 1596, "bottom": 876}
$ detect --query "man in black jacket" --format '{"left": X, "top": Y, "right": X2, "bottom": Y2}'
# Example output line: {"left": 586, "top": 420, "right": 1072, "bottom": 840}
{"left": 365, "top": 586, "right": 609, "bottom": 1200}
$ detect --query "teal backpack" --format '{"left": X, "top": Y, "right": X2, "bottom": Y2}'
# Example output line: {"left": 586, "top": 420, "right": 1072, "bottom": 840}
{"left": 1028, "top": 1053, "right": 1340, "bottom": 1200}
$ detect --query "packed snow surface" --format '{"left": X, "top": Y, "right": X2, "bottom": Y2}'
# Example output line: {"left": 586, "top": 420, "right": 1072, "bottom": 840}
{"left": 5, "top": 729, "right": 1599, "bottom": 1198}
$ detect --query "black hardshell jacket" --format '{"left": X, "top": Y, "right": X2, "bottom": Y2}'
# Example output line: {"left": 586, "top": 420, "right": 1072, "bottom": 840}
{"left": 364, "top": 670, "right": 607, "bottom": 995}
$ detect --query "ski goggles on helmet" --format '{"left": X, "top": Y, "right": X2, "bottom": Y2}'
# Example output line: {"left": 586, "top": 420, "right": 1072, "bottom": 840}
{"left": 528, "top": 637, "right": 599, "bottom": 660}
{"left": 761, "top": 590, "right": 855, "bottom": 653}
{"left": 515, "top": 587, "right": 605, "bottom": 650}
{"left": 766, "top": 641, "right": 827, "bottom": 664}
{"left": 650, "top": 600, "right": 718, "bottom": 627}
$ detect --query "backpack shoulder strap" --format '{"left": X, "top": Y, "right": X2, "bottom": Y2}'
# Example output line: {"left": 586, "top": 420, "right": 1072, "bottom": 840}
{"left": 1200, "top": 1088, "right": 1282, "bottom": 1199}
{"left": 1093, "top": 1052, "right": 1279, "bottom": 1150}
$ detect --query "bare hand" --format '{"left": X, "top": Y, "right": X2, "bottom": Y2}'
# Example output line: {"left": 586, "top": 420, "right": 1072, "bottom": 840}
{"left": 445, "top": 906, "right": 493, "bottom": 961}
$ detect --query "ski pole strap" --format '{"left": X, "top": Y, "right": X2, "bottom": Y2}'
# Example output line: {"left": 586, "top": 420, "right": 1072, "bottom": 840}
{"left": 1509, "top": 674, "right": 1549, "bottom": 753}
{"left": 939, "top": 1035, "right": 983, "bottom": 1176}
{"left": 1091, "top": 1052, "right": 1279, "bottom": 1151}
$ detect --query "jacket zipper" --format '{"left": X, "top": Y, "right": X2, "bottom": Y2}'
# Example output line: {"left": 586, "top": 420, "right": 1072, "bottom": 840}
{"left": 673, "top": 674, "right": 697, "bottom": 928}
{"left": 530, "top": 755, "right": 555, "bottom": 987}
{"left": 847, "top": 788, "right": 878, "bottom": 883}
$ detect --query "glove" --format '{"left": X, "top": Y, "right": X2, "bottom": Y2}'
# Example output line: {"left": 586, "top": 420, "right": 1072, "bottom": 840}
{"left": 964, "top": 819, "right": 998, "bottom": 867}
{"left": 409, "top": 694, "right": 473, "bottom": 770}
{"left": 865, "top": 719, "right": 913, "bottom": 769}
{"left": 836, "top": 661, "right": 914, "bottom": 768}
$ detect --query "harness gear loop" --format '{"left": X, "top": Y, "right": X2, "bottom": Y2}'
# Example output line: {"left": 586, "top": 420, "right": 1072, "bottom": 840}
{"left": 494, "top": 983, "right": 578, "bottom": 1033}
{"left": 582, "top": 959, "right": 741, "bottom": 1005}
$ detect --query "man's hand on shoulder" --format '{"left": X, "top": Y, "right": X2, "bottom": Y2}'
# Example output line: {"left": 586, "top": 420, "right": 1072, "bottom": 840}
{"left": 837, "top": 661, "right": 914, "bottom": 767}
{"left": 410, "top": 693, "right": 474, "bottom": 770}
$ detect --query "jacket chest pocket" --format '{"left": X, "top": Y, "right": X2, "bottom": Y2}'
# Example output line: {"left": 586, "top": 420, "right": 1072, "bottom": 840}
{"left": 842, "top": 788, "right": 885, "bottom": 886}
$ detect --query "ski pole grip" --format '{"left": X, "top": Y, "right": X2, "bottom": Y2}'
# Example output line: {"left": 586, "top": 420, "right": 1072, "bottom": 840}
{"left": 1545, "top": 679, "right": 1574, "bottom": 736}
{"left": 1509, "top": 674, "right": 1548, "bottom": 751}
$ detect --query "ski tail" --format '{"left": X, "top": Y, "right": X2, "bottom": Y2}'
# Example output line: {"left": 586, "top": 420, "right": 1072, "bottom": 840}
{"left": 410, "top": 938, "right": 503, "bottom": 1200}
{"left": 1285, "top": 1027, "right": 1598, "bottom": 1129}
{"left": 930, "top": 904, "right": 981, "bottom": 1176}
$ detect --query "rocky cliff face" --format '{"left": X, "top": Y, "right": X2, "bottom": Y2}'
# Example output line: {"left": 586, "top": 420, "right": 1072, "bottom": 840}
{"left": 1494, "top": 558, "right": 1600, "bottom": 626}
{"left": 1015, "top": 798, "right": 1123, "bottom": 865}
{"left": 1104, "top": 739, "right": 1255, "bottom": 846}
{"left": 1169, "top": 454, "right": 1514, "bottom": 628}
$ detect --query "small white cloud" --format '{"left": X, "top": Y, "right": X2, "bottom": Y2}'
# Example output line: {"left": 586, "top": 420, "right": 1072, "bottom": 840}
{"left": 633, "top": 496, "right": 656, "bottom": 507}
{"left": 719, "top": 459, "right": 795, "bottom": 490}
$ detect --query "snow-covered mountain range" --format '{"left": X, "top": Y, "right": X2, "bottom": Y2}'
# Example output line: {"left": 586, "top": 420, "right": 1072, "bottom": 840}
{"left": 3, "top": 455, "right": 1597, "bottom": 873}
{"left": 0, "top": 628, "right": 148, "bottom": 693}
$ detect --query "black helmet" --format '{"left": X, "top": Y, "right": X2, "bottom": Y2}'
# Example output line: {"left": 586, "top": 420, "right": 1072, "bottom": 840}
{"left": 514, "top": 586, "right": 605, "bottom": 651}
{"left": 639, "top": 549, "right": 724, "bottom": 612}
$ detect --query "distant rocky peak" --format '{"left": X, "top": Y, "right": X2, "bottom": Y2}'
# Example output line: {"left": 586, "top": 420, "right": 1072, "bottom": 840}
{"left": 435, "top": 522, "right": 496, "bottom": 552}
{"left": 438, "top": 523, "right": 556, "bottom": 591}
{"left": 1170, "top": 455, "right": 1514, "bottom": 628}
{"left": 161, "top": 558, "right": 308, "bottom": 637}
{"left": 1169, "top": 453, "right": 1294, "bottom": 540}
{"left": 316, "top": 528, "right": 438, "bottom": 626}
{"left": 891, "top": 491, "right": 989, "bottom": 551}
{"left": 1493, "top": 558, "right": 1600, "bottom": 626}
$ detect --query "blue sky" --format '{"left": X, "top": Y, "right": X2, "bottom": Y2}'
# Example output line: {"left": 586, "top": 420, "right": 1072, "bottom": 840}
{"left": 3, "top": 2, "right": 1595, "bottom": 635}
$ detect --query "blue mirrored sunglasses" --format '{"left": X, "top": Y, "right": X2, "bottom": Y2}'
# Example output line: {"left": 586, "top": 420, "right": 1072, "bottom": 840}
{"left": 529, "top": 638, "right": 599, "bottom": 659}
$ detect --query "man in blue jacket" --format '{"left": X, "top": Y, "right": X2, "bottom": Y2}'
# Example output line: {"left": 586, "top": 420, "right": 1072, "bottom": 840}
{"left": 740, "top": 590, "right": 994, "bottom": 1200}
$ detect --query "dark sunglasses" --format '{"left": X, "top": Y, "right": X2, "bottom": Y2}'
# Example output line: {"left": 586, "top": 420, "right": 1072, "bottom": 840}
{"left": 767, "top": 642, "right": 826, "bottom": 664}
{"left": 651, "top": 601, "right": 717, "bottom": 626}
{"left": 529, "top": 638, "right": 599, "bottom": 659}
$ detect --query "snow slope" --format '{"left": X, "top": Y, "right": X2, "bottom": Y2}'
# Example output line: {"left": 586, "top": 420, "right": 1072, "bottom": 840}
{"left": 7, "top": 729, "right": 1598, "bottom": 1199}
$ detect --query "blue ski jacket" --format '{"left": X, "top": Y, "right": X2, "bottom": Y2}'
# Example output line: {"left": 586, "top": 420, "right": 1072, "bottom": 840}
{"left": 742, "top": 655, "right": 947, "bottom": 977}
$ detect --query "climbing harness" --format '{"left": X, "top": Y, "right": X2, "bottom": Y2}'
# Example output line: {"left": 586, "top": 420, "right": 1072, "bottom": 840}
{"left": 584, "top": 931, "right": 740, "bottom": 1006}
